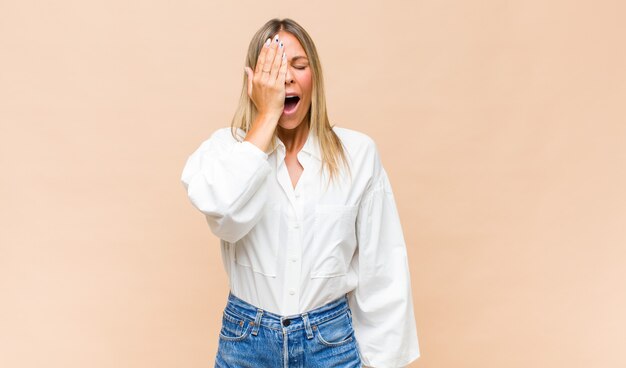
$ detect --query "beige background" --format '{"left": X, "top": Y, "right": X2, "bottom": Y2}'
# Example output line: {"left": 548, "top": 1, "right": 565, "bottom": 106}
{"left": 1, "top": 0, "right": 625, "bottom": 367}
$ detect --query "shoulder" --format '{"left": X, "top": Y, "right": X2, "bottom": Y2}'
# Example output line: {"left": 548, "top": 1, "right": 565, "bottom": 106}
{"left": 331, "top": 125, "right": 378, "bottom": 156}
{"left": 193, "top": 126, "right": 244, "bottom": 151}
{"left": 210, "top": 126, "right": 245, "bottom": 142}
{"left": 335, "top": 127, "right": 397, "bottom": 199}
{"left": 331, "top": 125, "right": 385, "bottom": 185}
{"left": 331, "top": 125, "right": 382, "bottom": 165}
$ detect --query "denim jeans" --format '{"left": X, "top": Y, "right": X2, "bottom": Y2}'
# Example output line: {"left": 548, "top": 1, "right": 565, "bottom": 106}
{"left": 215, "top": 291, "right": 363, "bottom": 368}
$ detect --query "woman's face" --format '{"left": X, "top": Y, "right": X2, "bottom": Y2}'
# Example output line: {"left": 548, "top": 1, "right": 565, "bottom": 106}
{"left": 276, "top": 31, "right": 312, "bottom": 130}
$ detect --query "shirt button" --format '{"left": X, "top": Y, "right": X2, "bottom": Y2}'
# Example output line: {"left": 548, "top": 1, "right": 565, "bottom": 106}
{"left": 289, "top": 289, "right": 295, "bottom": 295}
{"left": 293, "top": 223, "right": 299, "bottom": 229}
{"left": 295, "top": 192, "right": 300, "bottom": 198}
{"left": 291, "top": 257, "right": 297, "bottom": 263}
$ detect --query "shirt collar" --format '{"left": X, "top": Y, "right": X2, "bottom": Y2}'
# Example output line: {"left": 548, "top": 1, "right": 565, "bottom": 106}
{"left": 265, "top": 128, "right": 321, "bottom": 161}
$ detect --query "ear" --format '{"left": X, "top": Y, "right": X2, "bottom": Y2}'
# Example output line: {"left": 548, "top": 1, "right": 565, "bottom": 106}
{"left": 244, "top": 66, "right": 253, "bottom": 97}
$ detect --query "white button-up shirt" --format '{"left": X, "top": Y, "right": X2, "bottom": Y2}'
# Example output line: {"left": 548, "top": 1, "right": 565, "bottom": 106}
{"left": 181, "top": 126, "right": 420, "bottom": 367}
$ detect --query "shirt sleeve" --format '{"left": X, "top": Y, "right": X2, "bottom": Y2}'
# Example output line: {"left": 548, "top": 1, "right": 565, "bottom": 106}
{"left": 347, "top": 146, "right": 421, "bottom": 368}
{"left": 180, "top": 128, "right": 272, "bottom": 243}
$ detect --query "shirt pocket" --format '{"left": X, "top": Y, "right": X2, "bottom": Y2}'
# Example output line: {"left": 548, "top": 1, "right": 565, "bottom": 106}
{"left": 234, "top": 202, "right": 280, "bottom": 277}
{"left": 311, "top": 204, "right": 359, "bottom": 278}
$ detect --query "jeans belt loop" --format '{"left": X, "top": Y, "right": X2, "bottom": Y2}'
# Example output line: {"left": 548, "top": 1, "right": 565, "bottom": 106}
{"left": 252, "top": 308, "right": 263, "bottom": 336}
{"left": 301, "top": 312, "right": 314, "bottom": 339}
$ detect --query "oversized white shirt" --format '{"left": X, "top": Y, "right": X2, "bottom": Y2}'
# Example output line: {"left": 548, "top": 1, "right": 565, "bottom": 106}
{"left": 180, "top": 125, "right": 420, "bottom": 367}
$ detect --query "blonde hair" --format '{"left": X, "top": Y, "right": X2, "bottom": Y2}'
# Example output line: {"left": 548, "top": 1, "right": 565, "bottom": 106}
{"left": 230, "top": 18, "right": 351, "bottom": 188}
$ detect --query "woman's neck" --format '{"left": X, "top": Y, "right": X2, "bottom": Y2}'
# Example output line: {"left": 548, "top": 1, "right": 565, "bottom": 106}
{"left": 277, "top": 121, "right": 310, "bottom": 154}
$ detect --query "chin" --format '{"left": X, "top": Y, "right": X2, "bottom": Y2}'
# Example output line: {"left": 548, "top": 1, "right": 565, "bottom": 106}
{"left": 278, "top": 116, "right": 304, "bottom": 130}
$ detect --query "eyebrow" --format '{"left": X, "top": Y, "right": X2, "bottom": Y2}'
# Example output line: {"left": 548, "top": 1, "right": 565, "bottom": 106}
{"left": 290, "top": 56, "right": 309, "bottom": 62}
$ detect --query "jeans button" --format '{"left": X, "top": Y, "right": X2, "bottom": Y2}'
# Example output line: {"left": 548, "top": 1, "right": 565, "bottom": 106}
{"left": 282, "top": 319, "right": 291, "bottom": 327}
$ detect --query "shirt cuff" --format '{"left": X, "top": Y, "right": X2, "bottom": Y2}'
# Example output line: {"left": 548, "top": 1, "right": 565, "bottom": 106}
{"left": 238, "top": 140, "right": 269, "bottom": 160}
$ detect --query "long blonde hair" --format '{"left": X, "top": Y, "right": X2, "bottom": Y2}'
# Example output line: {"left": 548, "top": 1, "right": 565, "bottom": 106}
{"left": 230, "top": 18, "right": 350, "bottom": 187}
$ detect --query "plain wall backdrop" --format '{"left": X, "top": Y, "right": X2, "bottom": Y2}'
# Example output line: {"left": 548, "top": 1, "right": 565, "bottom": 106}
{"left": 1, "top": 0, "right": 625, "bottom": 367}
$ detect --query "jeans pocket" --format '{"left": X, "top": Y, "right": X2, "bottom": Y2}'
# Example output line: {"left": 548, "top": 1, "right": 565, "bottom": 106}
{"left": 218, "top": 310, "right": 251, "bottom": 342}
{"left": 313, "top": 310, "right": 355, "bottom": 347}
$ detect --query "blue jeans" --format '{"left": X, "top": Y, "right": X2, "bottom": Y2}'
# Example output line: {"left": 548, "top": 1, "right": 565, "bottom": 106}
{"left": 215, "top": 291, "right": 363, "bottom": 367}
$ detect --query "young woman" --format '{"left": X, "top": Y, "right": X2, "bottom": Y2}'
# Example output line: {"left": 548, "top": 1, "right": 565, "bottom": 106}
{"left": 181, "top": 18, "right": 420, "bottom": 368}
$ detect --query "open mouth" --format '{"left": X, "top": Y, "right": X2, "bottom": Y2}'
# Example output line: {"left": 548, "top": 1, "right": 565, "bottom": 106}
{"left": 284, "top": 96, "right": 300, "bottom": 114}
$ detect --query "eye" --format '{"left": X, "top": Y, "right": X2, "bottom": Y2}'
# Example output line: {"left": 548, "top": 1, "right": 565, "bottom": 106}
{"left": 293, "top": 66, "right": 307, "bottom": 70}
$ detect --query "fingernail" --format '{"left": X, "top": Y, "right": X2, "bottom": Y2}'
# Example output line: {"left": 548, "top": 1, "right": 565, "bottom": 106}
{"left": 274, "top": 35, "right": 279, "bottom": 43}
{"left": 265, "top": 38, "right": 271, "bottom": 47}
{"left": 280, "top": 41, "right": 283, "bottom": 48}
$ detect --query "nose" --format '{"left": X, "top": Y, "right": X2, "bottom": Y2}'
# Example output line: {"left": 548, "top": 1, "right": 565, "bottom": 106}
{"left": 285, "top": 68, "right": 294, "bottom": 84}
